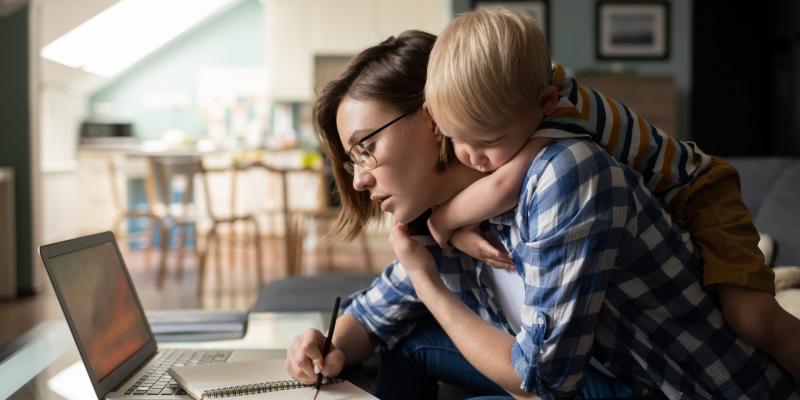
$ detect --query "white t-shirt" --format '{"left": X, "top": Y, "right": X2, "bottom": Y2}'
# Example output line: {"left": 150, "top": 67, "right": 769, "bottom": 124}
{"left": 485, "top": 256, "right": 619, "bottom": 379}
{"left": 485, "top": 266, "right": 525, "bottom": 334}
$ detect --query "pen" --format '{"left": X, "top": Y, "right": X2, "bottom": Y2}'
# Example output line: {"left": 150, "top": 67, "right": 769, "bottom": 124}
{"left": 313, "top": 296, "right": 341, "bottom": 400}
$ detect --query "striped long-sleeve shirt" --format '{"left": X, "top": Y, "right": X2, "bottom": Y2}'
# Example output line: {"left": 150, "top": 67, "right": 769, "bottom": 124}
{"left": 536, "top": 64, "right": 711, "bottom": 205}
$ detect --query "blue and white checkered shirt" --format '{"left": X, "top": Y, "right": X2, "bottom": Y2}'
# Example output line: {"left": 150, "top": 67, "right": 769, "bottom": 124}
{"left": 344, "top": 139, "right": 799, "bottom": 399}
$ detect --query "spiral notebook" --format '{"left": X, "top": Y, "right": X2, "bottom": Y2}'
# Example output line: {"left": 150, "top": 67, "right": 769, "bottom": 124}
{"left": 168, "top": 360, "right": 376, "bottom": 399}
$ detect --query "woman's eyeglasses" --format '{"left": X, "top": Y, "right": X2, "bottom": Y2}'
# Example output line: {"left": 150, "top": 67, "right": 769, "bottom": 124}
{"left": 343, "top": 109, "right": 417, "bottom": 175}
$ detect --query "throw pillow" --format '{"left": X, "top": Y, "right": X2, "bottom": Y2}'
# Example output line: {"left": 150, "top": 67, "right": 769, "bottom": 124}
{"left": 758, "top": 232, "right": 775, "bottom": 266}
{"left": 776, "top": 289, "right": 800, "bottom": 320}
{"left": 774, "top": 266, "right": 800, "bottom": 292}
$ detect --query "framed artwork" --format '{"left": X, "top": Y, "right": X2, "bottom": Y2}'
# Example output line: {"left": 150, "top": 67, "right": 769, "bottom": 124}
{"left": 596, "top": 1, "right": 670, "bottom": 60}
{"left": 472, "top": 0, "right": 549, "bottom": 43}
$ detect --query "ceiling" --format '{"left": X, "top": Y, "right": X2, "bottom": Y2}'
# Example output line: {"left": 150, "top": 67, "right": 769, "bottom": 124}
{"left": 36, "top": 0, "right": 238, "bottom": 95}
{"left": 38, "top": 0, "right": 119, "bottom": 94}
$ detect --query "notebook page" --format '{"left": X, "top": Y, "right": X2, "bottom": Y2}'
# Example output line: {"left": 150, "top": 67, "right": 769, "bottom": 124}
{"left": 169, "top": 360, "right": 290, "bottom": 399}
{"left": 168, "top": 360, "right": 375, "bottom": 400}
{"left": 221, "top": 381, "right": 375, "bottom": 400}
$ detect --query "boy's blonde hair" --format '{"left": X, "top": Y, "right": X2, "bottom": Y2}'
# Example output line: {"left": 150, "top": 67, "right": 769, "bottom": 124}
{"left": 426, "top": 8, "right": 551, "bottom": 130}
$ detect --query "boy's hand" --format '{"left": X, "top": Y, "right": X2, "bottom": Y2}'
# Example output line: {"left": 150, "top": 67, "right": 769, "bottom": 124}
{"left": 427, "top": 216, "right": 454, "bottom": 249}
{"left": 451, "top": 224, "right": 514, "bottom": 270}
{"left": 389, "top": 222, "right": 438, "bottom": 277}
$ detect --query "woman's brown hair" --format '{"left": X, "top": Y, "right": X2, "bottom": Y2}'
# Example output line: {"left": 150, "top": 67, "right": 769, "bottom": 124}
{"left": 314, "top": 30, "right": 453, "bottom": 240}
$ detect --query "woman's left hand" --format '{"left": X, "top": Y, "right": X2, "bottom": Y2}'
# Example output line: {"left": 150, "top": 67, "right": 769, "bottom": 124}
{"left": 389, "top": 222, "right": 438, "bottom": 278}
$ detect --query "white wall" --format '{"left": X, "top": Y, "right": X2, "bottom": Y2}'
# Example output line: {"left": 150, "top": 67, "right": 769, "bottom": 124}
{"left": 264, "top": 0, "right": 450, "bottom": 102}
{"left": 36, "top": 0, "right": 114, "bottom": 244}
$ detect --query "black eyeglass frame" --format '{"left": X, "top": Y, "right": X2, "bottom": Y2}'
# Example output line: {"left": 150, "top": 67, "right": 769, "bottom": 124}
{"left": 344, "top": 108, "right": 417, "bottom": 174}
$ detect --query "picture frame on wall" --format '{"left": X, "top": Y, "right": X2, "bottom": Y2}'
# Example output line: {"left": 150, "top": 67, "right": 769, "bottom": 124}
{"left": 595, "top": 1, "right": 670, "bottom": 60}
{"left": 472, "top": 0, "right": 549, "bottom": 43}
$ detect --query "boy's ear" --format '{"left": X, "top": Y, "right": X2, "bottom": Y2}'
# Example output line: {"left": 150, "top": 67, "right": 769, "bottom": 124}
{"left": 539, "top": 85, "right": 559, "bottom": 115}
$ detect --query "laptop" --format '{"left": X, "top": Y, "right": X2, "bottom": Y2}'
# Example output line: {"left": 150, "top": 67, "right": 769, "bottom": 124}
{"left": 39, "top": 231, "right": 283, "bottom": 399}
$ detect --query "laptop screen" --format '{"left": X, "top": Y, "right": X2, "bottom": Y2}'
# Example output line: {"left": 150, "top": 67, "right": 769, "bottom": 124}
{"left": 47, "top": 241, "right": 152, "bottom": 381}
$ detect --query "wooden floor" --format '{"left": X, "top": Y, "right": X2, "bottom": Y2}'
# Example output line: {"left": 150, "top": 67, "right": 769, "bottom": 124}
{"left": 0, "top": 235, "right": 396, "bottom": 350}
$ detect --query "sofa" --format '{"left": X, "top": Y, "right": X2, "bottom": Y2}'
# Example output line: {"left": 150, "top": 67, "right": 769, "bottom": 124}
{"left": 729, "top": 158, "right": 800, "bottom": 266}
{"left": 251, "top": 157, "right": 800, "bottom": 397}
{"left": 729, "top": 158, "right": 800, "bottom": 316}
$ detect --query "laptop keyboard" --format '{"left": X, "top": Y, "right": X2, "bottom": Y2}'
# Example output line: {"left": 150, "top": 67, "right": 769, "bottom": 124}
{"left": 124, "top": 349, "right": 232, "bottom": 396}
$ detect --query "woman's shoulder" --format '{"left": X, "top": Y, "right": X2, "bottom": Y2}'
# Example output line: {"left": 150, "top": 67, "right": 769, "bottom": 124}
{"left": 517, "top": 138, "right": 631, "bottom": 240}
{"left": 527, "top": 138, "right": 618, "bottom": 183}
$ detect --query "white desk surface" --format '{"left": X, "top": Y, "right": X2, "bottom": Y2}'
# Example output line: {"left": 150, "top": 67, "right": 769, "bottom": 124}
{"left": 0, "top": 312, "right": 324, "bottom": 400}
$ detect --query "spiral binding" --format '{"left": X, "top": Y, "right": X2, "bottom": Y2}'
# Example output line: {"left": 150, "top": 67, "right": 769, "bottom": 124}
{"left": 201, "top": 378, "right": 342, "bottom": 399}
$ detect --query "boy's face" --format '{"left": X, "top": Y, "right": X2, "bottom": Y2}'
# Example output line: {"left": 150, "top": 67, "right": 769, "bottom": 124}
{"left": 436, "top": 111, "right": 536, "bottom": 172}
{"left": 432, "top": 86, "right": 559, "bottom": 172}
{"left": 436, "top": 107, "right": 542, "bottom": 173}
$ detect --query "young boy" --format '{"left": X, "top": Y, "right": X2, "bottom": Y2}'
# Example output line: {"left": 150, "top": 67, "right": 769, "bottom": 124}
{"left": 424, "top": 7, "right": 800, "bottom": 379}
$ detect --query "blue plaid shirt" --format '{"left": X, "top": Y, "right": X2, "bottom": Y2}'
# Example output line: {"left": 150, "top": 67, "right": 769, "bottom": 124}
{"left": 344, "top": 139, "right": 799, "bottom": 399}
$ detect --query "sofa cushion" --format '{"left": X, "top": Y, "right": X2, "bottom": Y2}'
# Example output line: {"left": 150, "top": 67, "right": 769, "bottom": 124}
{"left": 751, "top": 163, "right": 800, "bottom": 266}
{"left": 729, "top": 158, "right": 800, "bottom": 266}
{"left": 728, "top": 158, "right": 795, "bottom": 215}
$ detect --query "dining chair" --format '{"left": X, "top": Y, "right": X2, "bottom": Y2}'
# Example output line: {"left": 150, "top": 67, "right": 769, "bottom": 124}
{"left": 281, "top": 165, "right": 373, "bottom": 275}
{"left": 147, "top": 155, "right": 204, "bottom": 288}
{"left": 148, "top": 156, "right": 263, "bottom": 294}
{"left": 107, "top": 155, "right": 162, "bottom": 269}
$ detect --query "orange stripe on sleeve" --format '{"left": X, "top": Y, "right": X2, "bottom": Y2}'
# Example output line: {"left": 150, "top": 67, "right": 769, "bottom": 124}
{"left": 633, "top": 115, "right": 650, "bottom": 170}
{"left": 604, "top": 95, "right": 621, "bottom": 152}
{"left": 578, "top": 86, "right": 591, "bottom": 121}
{"left": 553, "top": 64, "right": 565, "bottom": 86}
{"left": 655, "top": 139, "right": 675, "bottom": 193}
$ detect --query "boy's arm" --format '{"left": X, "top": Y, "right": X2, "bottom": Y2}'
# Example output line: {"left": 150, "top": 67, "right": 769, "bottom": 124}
{"left": 428, "top": 138, "right": 551, "bottom": 247}
{"left": 450, "top": 223, "right": 514, "bottom": 270}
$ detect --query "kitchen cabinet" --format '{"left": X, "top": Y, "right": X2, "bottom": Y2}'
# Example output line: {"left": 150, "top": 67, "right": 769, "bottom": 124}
{"left": 264, "top": 0, "right": 314, "bottom": 102}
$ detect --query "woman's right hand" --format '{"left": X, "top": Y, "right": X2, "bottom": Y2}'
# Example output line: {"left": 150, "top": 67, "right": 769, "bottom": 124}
{"left": 285, "top": 328, "right": 346, "bottom": 384}
{"left": 450, "top": 224, "right": 514, "bottom": 270}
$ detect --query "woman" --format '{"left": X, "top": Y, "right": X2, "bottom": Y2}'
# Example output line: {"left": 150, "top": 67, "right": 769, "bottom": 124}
{"left": 287, "top": 30, "right": 523, "bottom": 399}
{"left": 284, "top": 31, "right": 797, "bottom": 399}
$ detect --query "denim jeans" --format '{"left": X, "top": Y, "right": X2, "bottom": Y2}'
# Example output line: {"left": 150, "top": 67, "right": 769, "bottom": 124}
{"left": 373, "top": 317, "right": 633, "bottom": 400}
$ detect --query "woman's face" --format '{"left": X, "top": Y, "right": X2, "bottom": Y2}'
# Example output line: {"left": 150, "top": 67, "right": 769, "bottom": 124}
{"left": 336, "top": 97, "right": 442, "bottom": 224}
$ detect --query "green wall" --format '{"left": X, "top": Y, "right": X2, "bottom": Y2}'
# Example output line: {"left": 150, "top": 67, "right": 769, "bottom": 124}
{"left": 90, "top": 0, "right": 264, "bottom": 140}
{"left": 549, "top": 0, "right": 692, "bottom": 140}
{"left": 0, "top": 5, "right": 33, "bottom": 294}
